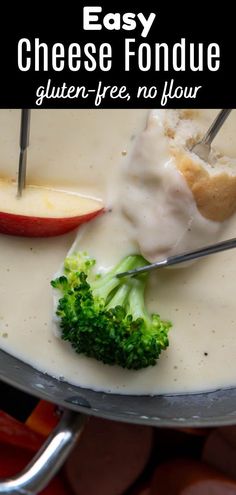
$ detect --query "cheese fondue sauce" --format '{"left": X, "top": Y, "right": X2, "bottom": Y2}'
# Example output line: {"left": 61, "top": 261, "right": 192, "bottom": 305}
{"left": 0, "top": 109, "right": 236, "bottom": 395}
{"left": 121, "top": 110, "right": 223, "bottom": 262}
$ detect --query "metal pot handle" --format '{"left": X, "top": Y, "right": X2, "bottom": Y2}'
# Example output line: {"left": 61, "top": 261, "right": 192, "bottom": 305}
{"left": 0, "top": 409, "right": 85, "bottom": 494}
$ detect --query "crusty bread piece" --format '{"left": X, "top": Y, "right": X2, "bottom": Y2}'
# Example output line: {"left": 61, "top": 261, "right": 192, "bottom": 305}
{"left": 159, "top": 110, "right": 236, "bottom": 223}
{"left": 173, "top": 150, "right": 236, "bottom": 222}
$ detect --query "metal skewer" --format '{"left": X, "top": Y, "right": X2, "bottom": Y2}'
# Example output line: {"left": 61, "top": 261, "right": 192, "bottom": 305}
{"left": 191, "top": 109, "right": 232, "bottom": 161}
{"left": 117, "top": 237, "right": 236, "bottom": 278}
{"left": 118, "top": 109, "right": 234, "bottom": 278}
{"left": 17, "top": 109, "right": 31, "bottom": 197}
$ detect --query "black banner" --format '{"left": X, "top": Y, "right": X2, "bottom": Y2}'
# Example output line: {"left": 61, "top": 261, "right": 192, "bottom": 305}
{"left": 0, "top": 3, "right": 234, "bottom": 108}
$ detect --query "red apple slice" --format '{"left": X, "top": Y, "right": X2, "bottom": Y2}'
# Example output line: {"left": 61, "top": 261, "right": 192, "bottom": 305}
{"left": 0, "top": 179, "right": 104, "bottom": 237}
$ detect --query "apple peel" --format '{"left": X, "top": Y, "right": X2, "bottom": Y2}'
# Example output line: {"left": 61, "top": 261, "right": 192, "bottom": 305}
{"left": 0, "top": 180, "right": 104, "bottom": 237}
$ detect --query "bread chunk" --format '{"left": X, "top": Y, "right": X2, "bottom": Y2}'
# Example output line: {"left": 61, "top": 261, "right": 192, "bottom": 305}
{"left": 174, "top": 150, "right": 236, "bottom": 222}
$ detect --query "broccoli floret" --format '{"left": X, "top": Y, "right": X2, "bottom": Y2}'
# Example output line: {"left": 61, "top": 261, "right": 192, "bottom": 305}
{"left": 51, "top": 252, "right": 171, "bottom": 370}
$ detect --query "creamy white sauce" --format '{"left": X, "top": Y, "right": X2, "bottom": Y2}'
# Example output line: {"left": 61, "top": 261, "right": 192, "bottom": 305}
{"left": 121, "top": 110, "right": 221, "bottom": 262}
{"left": 0, "top": 109, "right": 236, "bottom": 395}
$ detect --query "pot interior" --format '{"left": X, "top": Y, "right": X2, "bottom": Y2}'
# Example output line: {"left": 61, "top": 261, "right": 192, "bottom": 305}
{"left": 1, "top": 348, "right": 236, "bottom": 428}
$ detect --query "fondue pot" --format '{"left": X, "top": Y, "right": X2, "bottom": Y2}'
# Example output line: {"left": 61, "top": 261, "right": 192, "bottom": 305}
{"left": 0, "top": 108, "right": 236, "bottom": 493}
{"left": 0, "top": 349, "right": 236, "bottom": 493}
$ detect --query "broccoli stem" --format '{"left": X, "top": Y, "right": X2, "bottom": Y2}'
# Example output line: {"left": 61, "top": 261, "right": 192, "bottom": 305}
{"left": 91, "top": 254, "right": 146, "bottom": 303}
{"left": 127, "top": 275, "right": 149, "bottom": 321}
{"left": 106, "top": 282, "right": 131, "bottom": 310}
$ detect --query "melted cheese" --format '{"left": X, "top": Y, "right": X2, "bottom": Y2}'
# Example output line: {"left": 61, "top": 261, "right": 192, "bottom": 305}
{"left": 0, "top": 109, "right": 236, "bottom": 395}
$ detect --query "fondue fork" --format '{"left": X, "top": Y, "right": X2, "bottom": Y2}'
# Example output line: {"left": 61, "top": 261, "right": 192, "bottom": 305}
{"left": 191, "top": 109, "right": 232, "bottom": 161}
{"left": 117, "top": 237, "right": 236, "bottom": 278}
{"left": 17, "top": 109, "right": 31, "bottom": 197}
